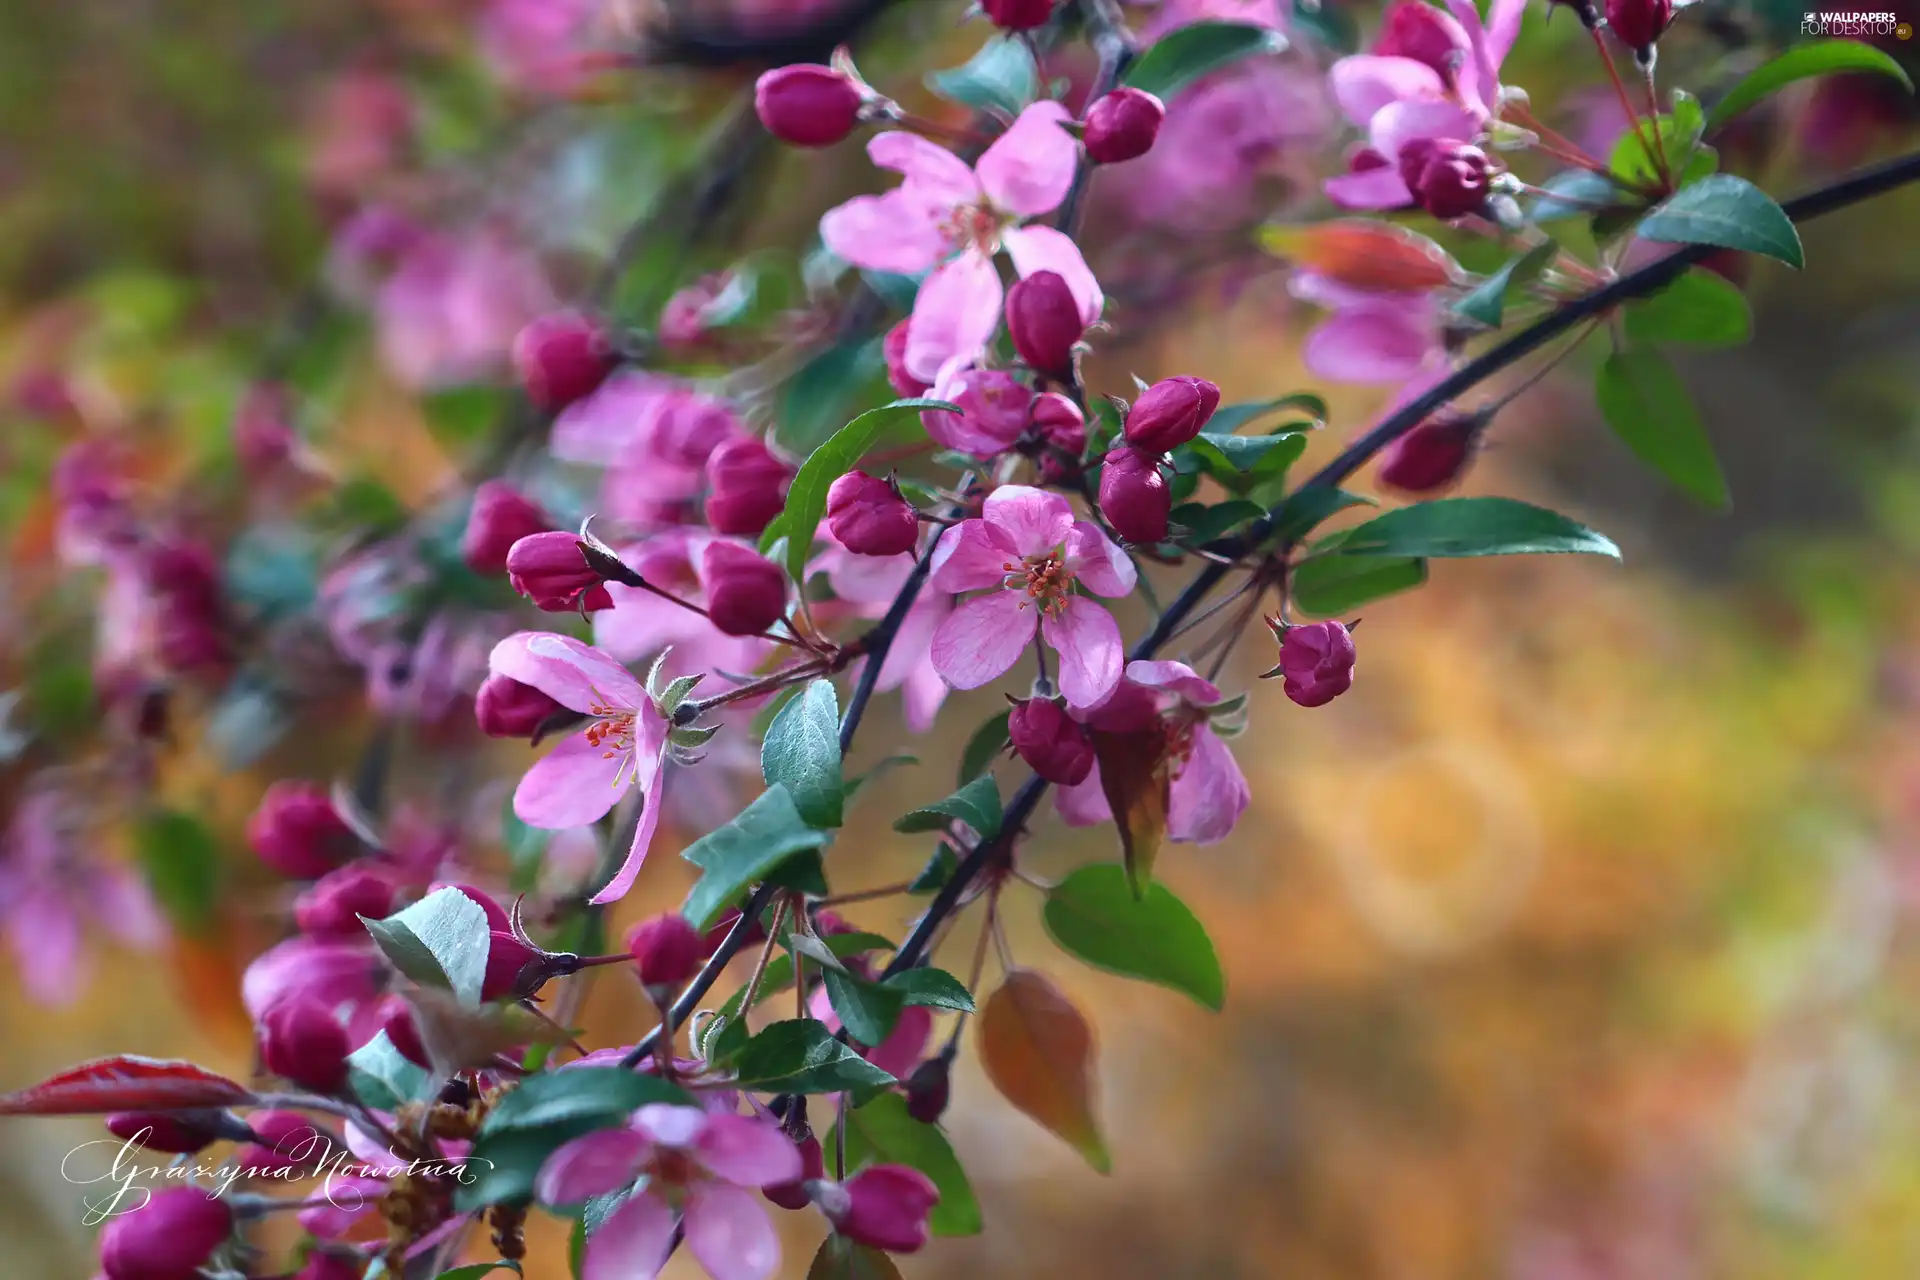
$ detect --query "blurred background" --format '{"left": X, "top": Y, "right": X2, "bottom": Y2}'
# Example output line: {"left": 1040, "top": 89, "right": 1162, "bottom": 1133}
{"left": 5, "top": 0, "right": 1920, "bottom": 1276}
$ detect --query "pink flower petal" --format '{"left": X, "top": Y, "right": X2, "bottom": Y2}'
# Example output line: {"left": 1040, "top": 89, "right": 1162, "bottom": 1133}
{"left": 983, "top": 485, "right": 1073, "bottom": 558}
{"left": 1304, "top": 309, "right": 1439, "bottom": 385}
{"left": 1169, "top": 725, "right": 1250, "bottom": 844}
{"left": 537, "top": 1127, "right": 652, "bottom": 1205}
{"left": 929, "top": 519, "right": 1020, "bottom": 593}
{"left": 1369, "top": 99, "right": 1483, "bottom": 159}
{"left": 1041, "top": 597, "right": 1124, "bottom": 709}
{"left": 876, "top": 592, "right": 950, "bottom": 693}
{"left": 1055, "top": 767, "right": 1113, "bottom": 827}
{"left": 820, "top": 192, "right": 949, "bottom": 275}
{"left": 1002, "top": 224, "right": 1104, "bottom": 325}
{"left": 490, "top": 631, "right": 646, "bottom": 715}
{"left": 514, "top": 731, "right": 632, "bottom": 830}
{"left": 695, "top": 1113, "right": 805, "bottom": 1187}
{"left": 864, "top": 1004, "right": 933, "bottom": 1079}
{"left": 1124, "top": 659, "right": 1222, "bottom": 707}
{"left": 905, "top": 251, "right": 1005, "bottom": 383}
{"left": 684, "top": 1184, "right": 782, "bottom": 1280}
{"left": 242, "top": 936, "right": 381, "bottom": 1024}
{"left": 1327, "top": 55, "right": 1446, "bottom": 127}
{"left": 1289, "top": 270, "right": 1430, "bottom": 314}
{"left": 868, "top": 131, "right": 982, "bottom": 208}
{"left": 902, "top": 650, "right": 950, "bottom": 733}
{"left": 587, "top": 736, "right": 667, "bottom": 905}
{"left": 931, "top": 590, "right": 1035, "bottom": 690}
{"left": 1063, "top": 521, "right": 1135, "bottom": 597}
{"left": 634, "top": 1102, "right": 709, "bottom": 1147}
{"left": 976, "top": 101, "right": 1079, "bottom": 217}
{"left": 297, "top": 1176, "right": 385, "bottom": 1238}
{"left": 1325, "top": 165, "right": 1415, "bottom": 209}
{"left": 8, "top": 888, "right": 82, "bottom": 1006}
{"left": 583, "top": 1189, "right": 678, "bottom": 1280}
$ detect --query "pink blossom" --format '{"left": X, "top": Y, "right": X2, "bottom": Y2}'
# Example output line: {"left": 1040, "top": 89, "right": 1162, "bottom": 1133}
{"left": 591, "top": 530, "right": 776, "bottom": 682}
{"left": 1129, "top": 0, "right": 1288, "bottom": 40}
{"left": 489, "top": 632, "right": 669, "bottom": 904}
{"left": 1055, "top": 660, "right": 1251, "bottom": 843}
{"left": 807, "top": 528, "right": 953, "bottom": 732}
{"left": 372, "top": 226, "right": 556, "bottom": 389}
{"left": 928, "top": 486, "right": 1134, "bottom": 708}
{"left": 551, "top": 374, "right": 748, "bottom": 528}
{"left": 537, "top": 1103, "right": 803, "bottom": 1280}
{"left": 0, "top": 790, "right": 166, "bottom": 1006}
{"left": 820, "top": 104, "right": 1100, "bottom": 382}
{"left": 1290, "top": 270, "right": 1448, "bottom": 386}
{"left": 241, "top": 935, "right": 386, "bottom": 1045}
{"left": 478, "top": 0, "right": 608, "bottom": 96}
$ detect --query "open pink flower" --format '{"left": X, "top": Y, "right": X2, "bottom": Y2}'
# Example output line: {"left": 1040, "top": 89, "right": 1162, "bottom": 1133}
{"left": 551, "top": 374, "right": 749, "bottom": 529}
{"left": 537, "top": 1103, "right": 802, "bottom": 1280}
{"left": 928, "top": 486, "right": 1134, "bottom": 708}
{"left": 1290, "top": 270, "right": 1448, "bottom": 386}
{"left": 489, "top": 632, "right": 668, "bottom": 904}
{"left": 807, "top": 530, "right": 953, "bottom": 732}
{"left": 820, "top": 103, "right": 1100, "bottom": 382}
{"left": 592, "top": 530, "right": 775, "bottom": 682}
{"left": 1056, "top": 660, "right": 1251, "bottom": 843}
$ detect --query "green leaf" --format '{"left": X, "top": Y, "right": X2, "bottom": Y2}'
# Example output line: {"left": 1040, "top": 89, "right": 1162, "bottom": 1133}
{"left": 1623, "top": 268, "right": 1752, "bottom": 348}
{"left": 762, "top": 399, "right": 957, "bottom": 585}
{"left": 1291, "top": 551, "right": 1427, "bottom": 615}
{"left": 1610, "top": 92, "right": 1704, "bottom": 188}
{"left": 1043, "top": 865, "right": 1225, "bottom": 1009}
{"left": 680, "top": 786, "right": 834, "bottom": 929}
{"left": 1268, "top": 487, "right": 1376, "bottom": 545}
{"left": 479, "top": 1067, "right": 693, "bottom": 1135}
{"left": 362, "top": 887, "right": 492, "bottom": 1007}
{"left": 346, "top": 1031, "right": 431, "bottom": 1112}
{"left": 1529, "top": 168, "right": 1628, "bottom": 223}
{"left": 830, "top": 1093, "right": 984, "bottom": 1236}
{"left": 1122, "top": 20, "right": 1287, "bottom": 100}
{"left": 711, "top": 931, "right": 896, "bottom": 1025}
{"left": 882, "top": 967, "right": 976, "bottom": 1013}
{"left": 774, "top": 339, "right": 890, "bottom": 457}
{"left": 1173, "top": 499, "right": 1267, "bottom": 544}
{"left": 957, "top": 710, "right": 1011, "bottom": 785}
{"left": 760, "top": 679, "right": 844, "bottom": 829}
{"left": 501, "top": 796, "right": 550, "bottom": 896}
{"left": 824, "top": 967, "right": 906, "bottom": 1045}
{"left": 1705, "top": 39, "right": 1914, "bottom": 133}
{"left": 1450, "top": 241, "right": 1558, "bottom": 328}
{"left": 892, "top": 774, "right": 1002, "bottom": 838}
{"left": 434, "top": 1265, "right": 520, "bottom": 1279}
{"left": 1328, "top": 496, "right": 1622, "bottom": 559}
{"left": 909, "top": 844, "right": 960, "bottom": 894}
{"left": 1186, "top": 429, "right": 1308, "bottom": 481}
{"left": 133, "top": 810, "right": 222, "bottom": 935}
{"left": 1636, "top": 174, "right": 1804, "bottom": 268}
{"left": 1205, "top": 393, "right": 1327, "bottom": 433}
{"left": 422, "top": 385, "right": 510, "bottom": 452}
{"left": 926, "top": 35, "right": 1038, "bottom": 115}
{"left": 457, "top": 1116, "right": 618, "bottom": 1212}
{"left": 732, "top": 1019, "right": 898, "bottom": 1097}
{"left": 1595, "top": 348, "right": 1729, "bottom": 507}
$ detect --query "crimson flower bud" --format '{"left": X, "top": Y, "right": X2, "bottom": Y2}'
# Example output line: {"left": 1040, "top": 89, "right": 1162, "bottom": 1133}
{"left": 1032, "top": 392, "right": 1087, "bottom": 483}
{"left": 627, "top": 913, "right": 705, "bottom": 995}
{"left": 98, "top": 1186, "right": 233, "bottom": 1280}
{"left": 704, "top": 435, "right": 794, "bottom": 536}
{"left": 883, "top": 321, "right": 930, "bottom": 397}
{"left": 1278, "top": 620, "right": 1356, "bottom": 708}
{"left": 830, "top": 1165, "right": 941, "bottom": 1254}
{"left": 507, "top": 531, "right": 614, "bottom": 613}
{"left": 1372, "top": 0, "right": 1472, "bottom": 82}
{"left": 247, "top": 781, "right": 357, "bottom": 879}
{"left": 702, "top": 906, "right": 768, "bottom": 958}
{"left": 1124, "top": 376, "right": 1220, "bottom": 452}
{"left": 513, "top": 311, "right": 616, "bottom": 412}
{"left": 294, "top": 864, "right": 397, "bottom": 937}
{"left": 1083, "top": 87, "right": 1166, "bottom": 164}
{"left": 982, "top": 0, "right": 1055, "bottom": 30}
{"left": 755, "top": 64, "right": 864, "bottom": 148}
{"left": 1605, "top": 0, "right": 1671, "bottom": 51}
{"left": 481, "top": 930, "right": 549, "bottom": 1001}
{"left": 463, "top": 480, "right": 550, "bottom": 575}
{"left": 764, "top": 1132, "right": 826, "bottom": 1211}
{"left": 258, "top": 996, "right": 352, "bottom": 1094}
{"left": 1005, "top": 270, "right": 1085, "bottom": 380}
{"left": 904, "top": 1056, "right": 952, "bottom": 1124}
{"left": 827, "top": 472, "right": 918, "bottom": 557}
{"left": 702, "top": 542, "right": 787, "bottom": 636}
{"left": 1098, "top": 447, "right": 1171, "bottom": 544}
{"left": 1007, "top": 697, "right": 1096, "bottom": 786}
{"left": 475, "top": 673, "right": 567, "bottom": 740}
{"left": 106, "top": 1111, "right": 233, "bottom": 1155}
{"left": 1398, "top": 138, "right": 1492, "bottom": 221}
{"left": 1377, "top": 413, "right": 1479, "bottom": 493}
{"left": 237, "top": 1109, "right": 335, "bottom": 1175}
{"left": 378, "top": 995, "right": 430, "bottom": 1068}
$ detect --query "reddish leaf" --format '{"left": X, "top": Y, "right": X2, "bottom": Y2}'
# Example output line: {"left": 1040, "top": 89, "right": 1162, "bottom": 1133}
{"left": 978, "top": 969, "right": 1110, "bottom": 1173}
{"left": 0, "top": 1055, "right": 254, "bottom": 1116}
{"left": 1090, "top": 729, "right": 1169, "bottom": 894}
{"left": 1261, "top": 220, "right": 1463, "bottom": 293}
{"left": 807, "top": 1235, "right": 905, "bottom": 1279}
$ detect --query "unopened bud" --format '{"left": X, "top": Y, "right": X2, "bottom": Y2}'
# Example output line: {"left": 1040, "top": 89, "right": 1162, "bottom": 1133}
{"left": 506, "top": 531, "right": 614, "bottom": 613}
{"left": 1124, "top": 376, "right": 1220, "bottom": 452}
{"left": 829, "top": 1164, "right": 941, "bottom": 1254}
{"left": 474, "top": 673, "right": 568, "bottom": 740}
{"left": 1605, "top": 0, "right": 1672, "bottom": 52}
{"left": 754, "top": 64, "right": 864, "bottom": 148}
{"left": 378, "top": 995, "right": 431, "bottom": 1068}
{"left": 883, "top": 321, "right": 930, "bottom": 397}
{"left": 1031, "top": 392, "right": 1087, "bottom": 483}
{"left": 1083, "top": 87, "right": 1165, "bottom": 164}
{"left": 434, "top": 882, "right": 513, "bottom": 933}
{"left": 764, "top": 1132, "right": 825, "bottom": 1211}
{"left": 1398, "top": 138, "right": 1492, "bottom": 221}
{"left": 982, "top": 0, "right": 1055, "bottom": 30}
{"left": 904, "top": 1056, "right": 953, "bottom": 1124}
{"left": 1377, "top": 413, "right": 1479, "bottom": 493}
{"left": 1275, "top": 619, "right": 1356, "bottom": 708}
{"left": 701, "top": 542, "right": 788, "bottom": 636}
{"left": 294, "top": 864, "right": 397, "bottom": 937}
{"left": 237, "top": 1109, "right": 335, "bottom": 1175}
{"left": 481, "top": 930, "right": 550, "bottom": 1002}
{"left": 827, "top": 472, "right": 919, "bottom": 557}
{"left": 106, "top": 1111, "right": 235, "bottom": 1156}
{"left": 1006, "top": 270, "right": 1085, "bottom": 380}
{"left": 98, "top": 1186, "right": 233, "bottom": 1280}
{"left": 704, "top": 436, "right": 794, "bottom": 537}
{"left": 627, "top": 913, "right": 705, "bottom": 996}
{"left": 463, "top": 481, "right": 551, "bottom": 575}
{"left": 1098, "top": 446, "right": 1171, "bottom": 544}
{"left": 1372, "top": 0, "right": 1472, "bottom": 82}
{"left": 258, "top": 996, "right": 352, "bottom": 1094}
{"left": 513, "top": 311, "right": 617, "bottom": 412}
{"left": 1007, "top": 697, "right": 1096, "bottom": 786}
{"left": 247, "top": 781, "right": 357, "bottom": 879}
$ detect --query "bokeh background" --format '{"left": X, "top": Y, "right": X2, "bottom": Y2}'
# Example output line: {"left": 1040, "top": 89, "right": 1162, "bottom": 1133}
{"left": 5, "top": 0, "right": 1920, "bottom": 1276}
